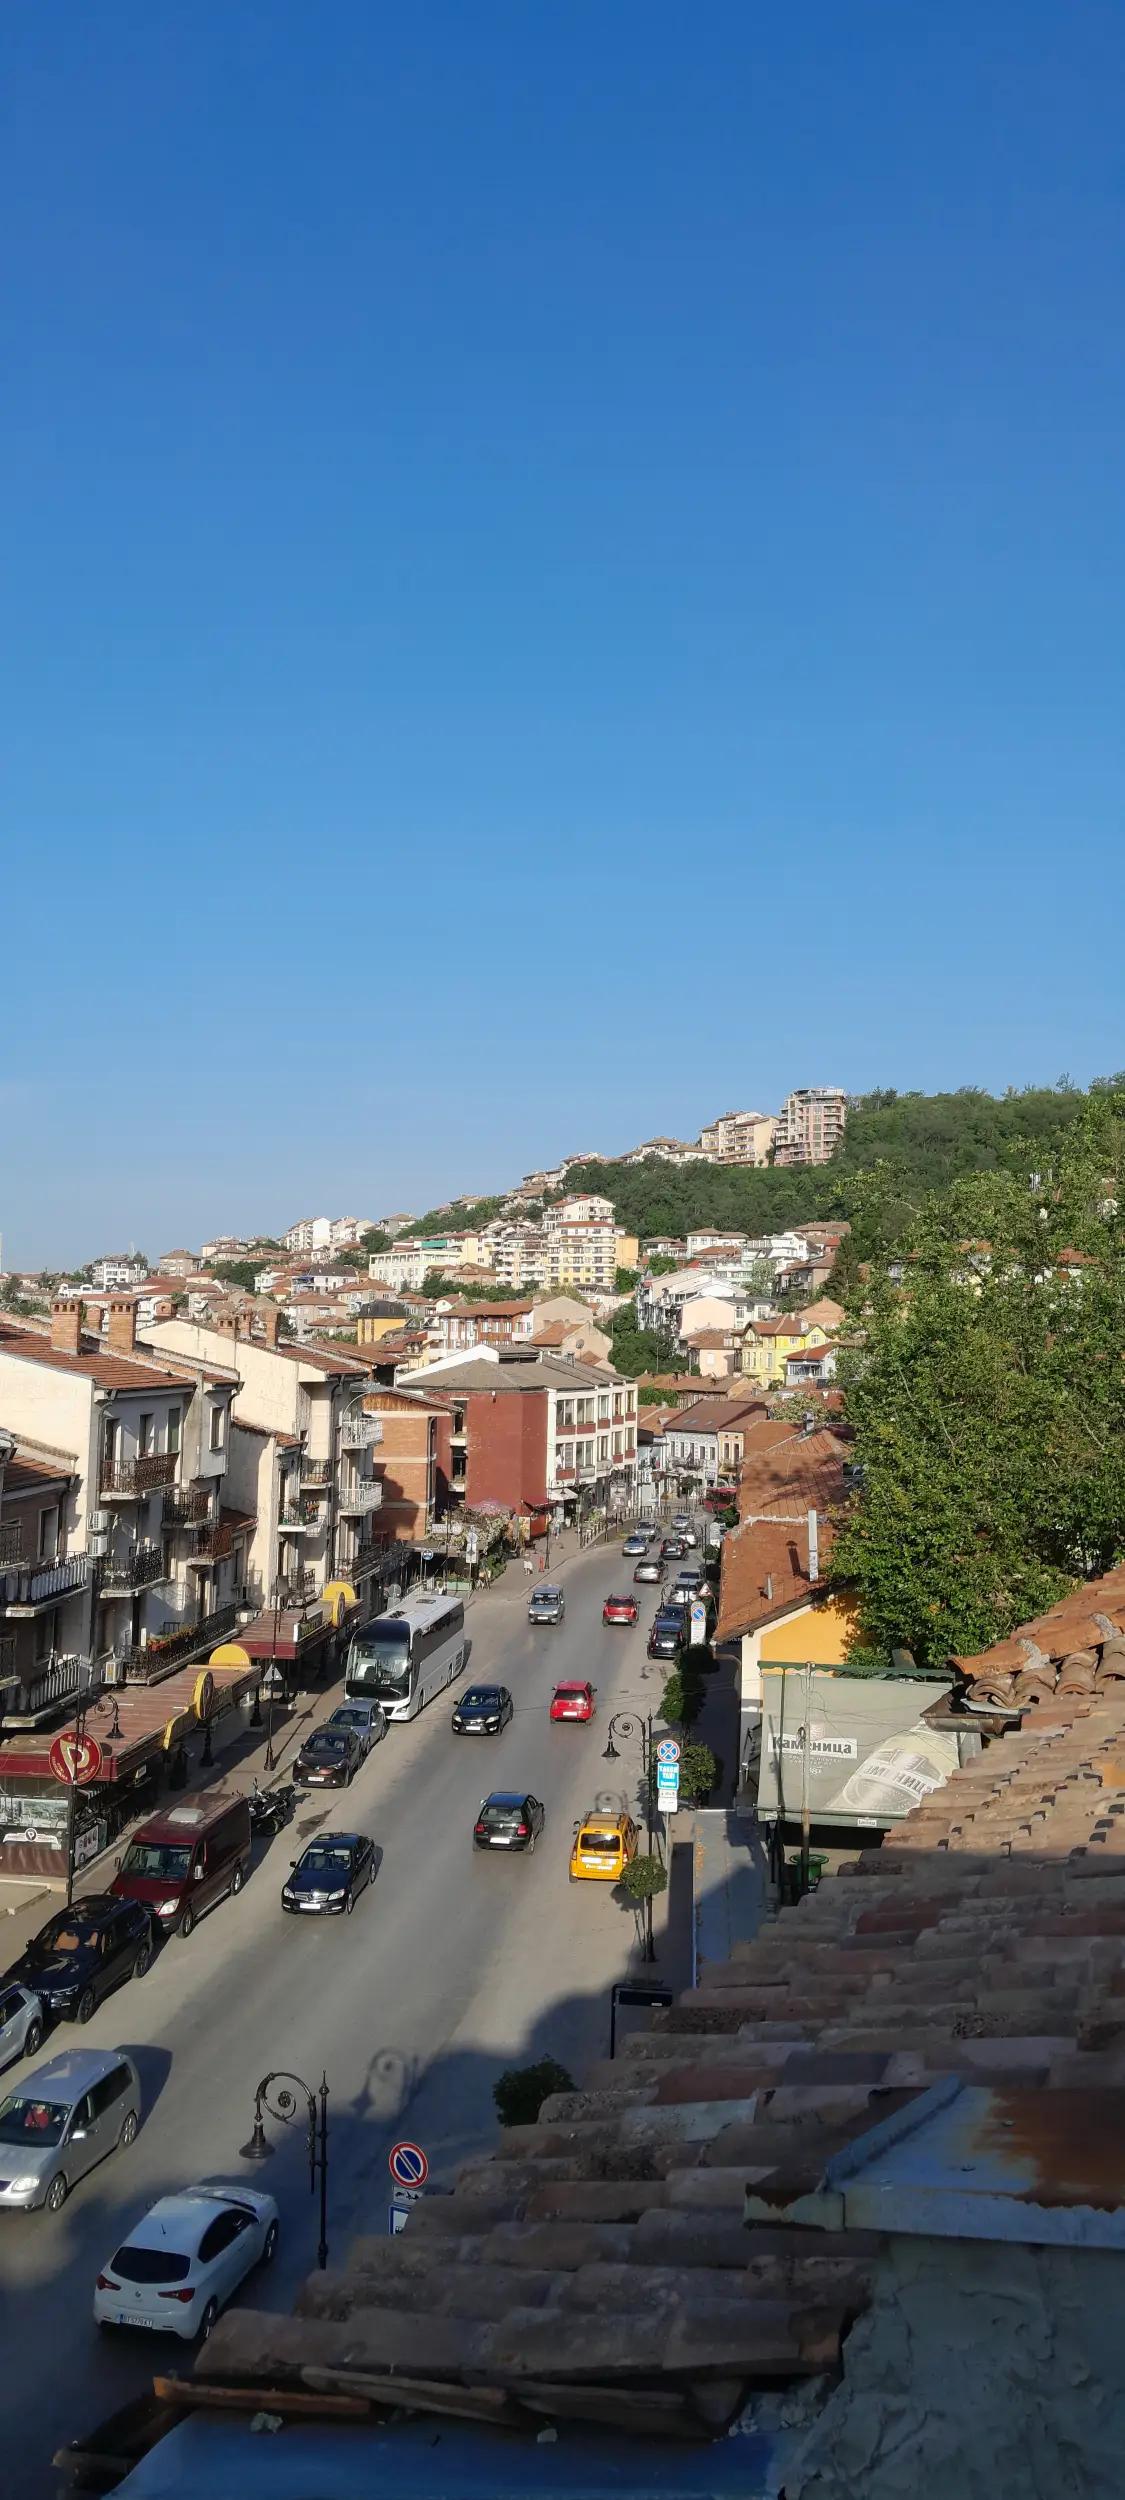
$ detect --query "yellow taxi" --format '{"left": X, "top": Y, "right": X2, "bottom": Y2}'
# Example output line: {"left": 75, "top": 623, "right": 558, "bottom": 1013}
{"left": 569, "top": 1810, "right": 640, "bottom": 1883}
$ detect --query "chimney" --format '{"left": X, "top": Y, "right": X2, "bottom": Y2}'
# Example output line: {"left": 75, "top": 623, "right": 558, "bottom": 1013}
{"left": 807, "top": 1508, "right": 819, "bottom": 1582}
{"left": 258, "top": 1303, "right": 281, "bottom": 1349}
{"left": 51, "top": 1299, "right": 83, "bottom": 1358}
{"left": 106, "top": 1297, "right": 138, "bottom": 1356}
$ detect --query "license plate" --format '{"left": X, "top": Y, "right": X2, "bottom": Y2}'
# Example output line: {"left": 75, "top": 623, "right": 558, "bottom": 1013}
{"left": 491, "top": 1836, "right": 513, "bottom": 1846}
{"left": 116, "top": 2312, "right": 162, "bottom": 2328}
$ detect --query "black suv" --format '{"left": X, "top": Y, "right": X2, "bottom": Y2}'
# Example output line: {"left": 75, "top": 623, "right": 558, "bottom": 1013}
{"left": 7, "top": 1895, "right": 157, "bottom": 2025}
{"left": 647, "top": 1607, "right": 687, "bottom": 1661}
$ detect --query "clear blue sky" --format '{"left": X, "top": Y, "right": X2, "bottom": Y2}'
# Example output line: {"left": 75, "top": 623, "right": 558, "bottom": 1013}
{"left": 2, "top": 1, "right": 1122, "bottom": 1264}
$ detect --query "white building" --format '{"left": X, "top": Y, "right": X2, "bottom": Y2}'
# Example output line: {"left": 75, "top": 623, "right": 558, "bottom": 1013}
{"left": 552, "top": 1193, "right": 615, "bottom": 1227}
{"left": 284, "top": 1216, "right": 376, "bottom": 1254}
{"left": 90, "top": 1255, "right": 148, "bottom": 1291}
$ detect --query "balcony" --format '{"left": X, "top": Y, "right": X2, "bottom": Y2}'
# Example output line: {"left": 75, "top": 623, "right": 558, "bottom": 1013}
{"left": 300, "top": 1458, "right": 333, "bottom": 1490}
{"left": 100, "top": 1453, "right": 177, "bottom": 1500}
{"left": 0, "top": 1522, "right": 25, "bottom": 1569}
{"left": 337, "top": 1480, "right": 383, "bottom": 1516}
{"left": 184, "top": 1520, "right": 238, "bottom": 1567}
{"left": 340, "top": 1413, "right": 383, "bottom": 1452}
{"left": 96, "top": 1544, "right": 170, "bottom": 1598}
{"left": 349, "top": 1538, "right": 388, "bottom": 1579}
{"left": 164, "top": 1487, "right": 212, "bottom": 1528}
{"left": 3, "top": 1652, "right": 100, "bottom": 1729}
{"left": 1, "top": 1552, "right": 90, "bottom": 1616}
{"left": 117, "top": 1601, "right": 239, "bottom": 1684}
{"left": 0, "top": 1634, "right": 17, "bottom": 1691}
{"left": 278, "top": 1505, "right": 318, "bottom": 1536}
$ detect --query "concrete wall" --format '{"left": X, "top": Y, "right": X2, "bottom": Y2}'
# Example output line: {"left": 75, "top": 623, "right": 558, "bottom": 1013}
{"left": 788, "top": 2236, "right": 1125, "bottom": 2500}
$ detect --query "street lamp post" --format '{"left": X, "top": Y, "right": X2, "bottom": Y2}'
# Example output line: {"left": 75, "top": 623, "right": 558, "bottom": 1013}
{"left": 240, "top": 2068, "right": 330, "bottom": 2269}
{"left": 603, "top": 1710, "right": 657, "bottom": 1961}
{"left": 65, "top": 1684, "right": 122, "bottom": 1909}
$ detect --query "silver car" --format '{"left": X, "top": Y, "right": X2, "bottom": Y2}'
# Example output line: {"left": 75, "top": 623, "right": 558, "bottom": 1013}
{"left": 0, "top": 2047, "right": 141, "bottom": 2213}
{"left": 327, "top": 1700, "right": 388, "bottom": 1758}
{"left": 0, "top": 1982, "right": 45, "bottom": 2072}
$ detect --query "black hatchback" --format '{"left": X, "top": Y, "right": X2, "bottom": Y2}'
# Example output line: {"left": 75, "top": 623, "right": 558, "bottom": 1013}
{"left": 6, "top": 1895, "right": 156, "bottom": 2025}
{"left": 282, "top": 1832, "right": 376, "bottom": 1916}
{"left": 647, "top": 1608, "right": 687, "bottom": 1661}
{"left": 473, "top": 1793, "right": 545, "bottom": 1853}
{"left": 293, "top": 1727, "right": 362, "bottom": 1789}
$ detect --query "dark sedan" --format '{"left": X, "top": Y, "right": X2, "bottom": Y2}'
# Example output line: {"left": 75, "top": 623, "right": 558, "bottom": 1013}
{"left": 6, "top": 1896, "right": 156, "bottom": 2026}
{"left": 452, "top": 1684, "right": 514, "bottom": 1736}
{"left": 293, "top": 1727, "right": 362, "bottom": 1789}
{"left": 473, "top": 1793, "right": 545, "bottom": 1853}
{"left": 281, "top": 1832, "right": 375, "bottom": 1915}
{"left": 661, "top": 1536, "right": 687, "bottom": 1560}
{"left": 648, "top": 1609, "right": 687, "bottom": 1662}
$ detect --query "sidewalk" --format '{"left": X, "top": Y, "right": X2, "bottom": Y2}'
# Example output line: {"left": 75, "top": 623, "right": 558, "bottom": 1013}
{"left": 682, "top": 1803, "right": 769, "bottom": 1979}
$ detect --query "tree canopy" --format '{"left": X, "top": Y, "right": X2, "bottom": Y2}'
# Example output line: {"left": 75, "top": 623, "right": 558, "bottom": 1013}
{"left": 832, "top": 1093, "right": 1125, "bottom": 1667}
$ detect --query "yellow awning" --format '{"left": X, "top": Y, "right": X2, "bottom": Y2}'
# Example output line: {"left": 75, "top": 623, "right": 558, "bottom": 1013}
{"left": 209, "top": 1642, "right": 251, "bottom": 1670}
{"left": 321, "top": 1580, "right": 358, "bottom": 1627}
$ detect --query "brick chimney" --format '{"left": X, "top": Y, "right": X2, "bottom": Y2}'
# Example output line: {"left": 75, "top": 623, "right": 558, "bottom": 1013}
{"left": 106, "top": 1297, "right": 138, "bottom": 1356}
{"left": 258, "top": 1303, "right": 281, "bottom": 1349}
{"left": 51, "top": 1299, "right": 83, "bottom": 1357}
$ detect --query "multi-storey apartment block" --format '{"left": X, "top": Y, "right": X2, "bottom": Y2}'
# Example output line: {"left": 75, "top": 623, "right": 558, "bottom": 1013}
{"left": 773, "top": 1087, "right": 848, "bottom": 1166}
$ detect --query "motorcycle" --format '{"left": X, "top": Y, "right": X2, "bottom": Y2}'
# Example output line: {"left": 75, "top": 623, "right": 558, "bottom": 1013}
{"left": 248, "top": 1778, "right": 295, "bottom": 1837}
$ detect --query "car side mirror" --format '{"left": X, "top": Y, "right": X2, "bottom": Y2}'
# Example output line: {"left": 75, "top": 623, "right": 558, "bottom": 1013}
{"left": 290, "top": 1858, "right": 297, "bottom": 1868}
{"left": 193, "top": 1867, "right": 205, "bottom": 1882}
{"left": 70, "top": 2126, "right": 88, "bottom": 2142}
{"left": 573, "top": 1819, "right": 581, "bottom": 1832}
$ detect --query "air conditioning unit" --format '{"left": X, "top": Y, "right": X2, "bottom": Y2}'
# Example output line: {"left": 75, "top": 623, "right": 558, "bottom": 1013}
{"left": 90, "top": 1511, "right": 110, "bottom": 1536}
{"left": 88, "top": 1531, "right": 109, "bottom": 1560}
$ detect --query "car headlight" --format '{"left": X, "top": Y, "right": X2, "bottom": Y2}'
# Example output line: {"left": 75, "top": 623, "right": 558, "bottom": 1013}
{"left": 7, "top": 2175, "right": 40, "bottom": 2195}
{"left": 486, "top": 1719, "right": 499, "bottom": 1731}
{"left": 282, "top": 1888, "right": 297, "bottom": 1902}
{"left": 157, "top": 1898, "right": 180, "bottom": 1918}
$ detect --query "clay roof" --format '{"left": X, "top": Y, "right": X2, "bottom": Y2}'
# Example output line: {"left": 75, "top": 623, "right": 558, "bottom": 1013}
{"left": 0, "top": 1321, "right": 196, "bottom": 1395}
{"left": 1, "top": 1451, "right": 77, "bottom": 1494}
{"left": 737, "top": 1427, "right": 849, "bottom": 1522}
{"left": 715, "top": 1511, "right": 838, "bottom": 1641}
{"left": 443, "top": 1301, "right": 532, "bottom": 1321}
{"left": 191, "top": 1561, "right": 1125, "bottom": 2443}
{"left": 666, "top": 1395, "right": 767, "bottom": 1435}
{"left": 951, "top": 1562, "right": 1125, "bottom": 1706}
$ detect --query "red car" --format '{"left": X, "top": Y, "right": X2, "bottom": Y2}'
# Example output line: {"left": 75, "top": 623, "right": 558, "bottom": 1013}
{"left": 550, "top": 1680, "right": 596, "bottom": 1724}
{"left": 602, "top": 1593, "right": 639, "bottom": 1627}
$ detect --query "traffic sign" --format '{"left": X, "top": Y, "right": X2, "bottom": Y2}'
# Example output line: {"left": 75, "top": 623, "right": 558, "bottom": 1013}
{"left": 655, "top": 1737, "right": 681, "bottom": 1766}
{"left": 389, "top": 2183, "right": 422, "bottom": 2234}
{"left": 660, "top": 1792, "right": 680, "bottom": 1814}
{"left": 48, "top": 1732, "right": 104, "bottom": 1787}
{"left": 689, "top": 1600, "right": 709, "bottom": 1646}
{"left": 389, "top": 2139, "right": 429, "bottom": 2188}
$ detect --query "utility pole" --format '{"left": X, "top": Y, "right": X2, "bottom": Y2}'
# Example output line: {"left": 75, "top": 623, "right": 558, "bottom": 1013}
{"left": 799, "top": 1661, "right": 812, "bottom": 1899}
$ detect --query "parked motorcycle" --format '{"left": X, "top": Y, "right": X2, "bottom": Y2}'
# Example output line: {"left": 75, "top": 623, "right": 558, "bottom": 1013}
{"left": 248, "top": 1779, "right": 295, "bottom": 1837}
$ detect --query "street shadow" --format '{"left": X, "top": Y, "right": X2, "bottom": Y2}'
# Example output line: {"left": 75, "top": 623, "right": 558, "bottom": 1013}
{"left": 117, "top": 2042, "right": 173, "bottom": 2128}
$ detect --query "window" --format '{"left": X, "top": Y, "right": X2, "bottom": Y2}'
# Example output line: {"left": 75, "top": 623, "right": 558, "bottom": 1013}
{"left": 90, "top": 2065, "right": 130, "bottom": 2119}
{"left": 198, "top": 2209, "right": 244, "bottom": 2264}
{"left": 599, "top": 1437, "right": 609, "bottom": 1462}
{"left": 167, "top": 1408, "right": 181, "bottom": 1456}
{"left": 209, "top": 1403, "right": 226, "bottom": 1453}
{"left": 138, "top": 1413, "right": 154, "bottom": 1457}
{"left": 38, "top": 1506, "right": 59, "bottom": 1561}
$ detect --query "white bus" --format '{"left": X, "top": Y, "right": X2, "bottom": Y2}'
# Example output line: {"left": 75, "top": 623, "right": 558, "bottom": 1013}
{"left": 344, "top": 1593, "right": 467, "bottom": 1723}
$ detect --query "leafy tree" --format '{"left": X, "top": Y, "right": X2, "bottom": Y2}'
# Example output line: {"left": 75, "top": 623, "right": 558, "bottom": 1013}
{"left": 833, "top": 1093, "right": 1125, "bottom": 1665}
{"left": 620, "top": 1853, "right": 668, "bottom": 1906}
{"left": 493, "top": 2056, "right": 575, "bottom": 2127}
{"left": 210, "top": 1260, "right": 261, "bottom": 1291}
{"left": 414, "top": 1197, "right": 506, "bottom": 1235}
{"left": 359, "top": 1227, "right": 390, "bottom": 1252}
{"left": 679, "top": 1741, "right": 718, "bottom": 1802}
{"left": 660, "top": 1661, "right": 705, "bottom": 1729}
{"left": 615, "top": 1265, "right": 639, "bottom": 1290}
{"left": 644, "top": 1253, "right": 680, "bottom": 1276}
{"left": 605, "top": 1310, "right": 678, "bottom": 1379}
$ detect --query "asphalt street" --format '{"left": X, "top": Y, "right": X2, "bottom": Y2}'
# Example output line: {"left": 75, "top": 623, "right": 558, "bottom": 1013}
{"left": 0, "top": 1534, "right": 685, "bottom": 2499}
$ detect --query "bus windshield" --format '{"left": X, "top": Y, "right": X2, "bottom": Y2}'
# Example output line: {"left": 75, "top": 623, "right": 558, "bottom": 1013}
{"left": 346, "top": 1624, "right": 412, "bottom": 1701}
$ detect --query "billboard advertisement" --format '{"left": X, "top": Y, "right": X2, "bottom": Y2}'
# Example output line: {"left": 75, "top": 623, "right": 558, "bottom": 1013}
{"left": 754, "top": 1671, "right": 964, "bottom": 1829}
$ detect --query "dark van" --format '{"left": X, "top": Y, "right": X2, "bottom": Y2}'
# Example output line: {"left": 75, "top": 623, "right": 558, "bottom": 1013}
{"left": 111, "top": 1792, "right": 252, "bottom": 1939}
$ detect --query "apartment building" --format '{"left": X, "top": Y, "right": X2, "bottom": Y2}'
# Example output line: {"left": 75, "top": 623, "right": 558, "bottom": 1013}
{"left": 360, "top": 1387, "right": 452, "bottom": 1545}
{"left": 623, "top": 1137, "right": 706, "bottom": 1166}
{"left": 543, "top": 1220, "right": 618, "bottom": 1295}
{"left": 143, "top": 1310, "right": 383, "bottom": 1612}
{"left": 368, "top": 1233, "right": 490, "bottom": 1292}
{"left": 90, "top": 1255, "right": 148, "bottom": 1290}
{"left": 552, "top": 1193, "right": 615, "bottom": 1227}
{"left": 485, "top": 1224, "right": 547, "bottom": 1291}
{"left": 283, "top": 1216, "right": 377, "bottom": 1254}
{"left": 156, "top": 1249, "right": 201, "bottom": 1279}
{"left": 698, "top": 1109, "right": 777, "bottom": 1164}
{"left": 686, "top": 1231, "right": 748, "bottom": 1259}
{"left": 405, "top": 1346, "right": 638, "bottom": 1517}
{"left": 773, "top": 1086, "right": 848, "bottom": 1166}
{"left": 199, "top": 1236, "right": 250, "bottom": 1263}
{"left": 0, "top": 1301, "right": 246, "bottom": 1730}
{"left": 664, "top": 1394, "right": 770, "bottom": 1487}
{"left": 431, "top": 1301, "right": 534, "bottom": 1355}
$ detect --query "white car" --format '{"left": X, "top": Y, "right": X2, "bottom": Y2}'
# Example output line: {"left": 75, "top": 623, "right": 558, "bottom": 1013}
{"left": 94, "top": 2180, "right": 279, "bottom": 2341}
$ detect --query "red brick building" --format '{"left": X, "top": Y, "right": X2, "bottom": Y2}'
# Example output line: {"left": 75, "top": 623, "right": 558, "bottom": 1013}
{"left": 363, "top": 1388, "right": 452, "bottom": 1544}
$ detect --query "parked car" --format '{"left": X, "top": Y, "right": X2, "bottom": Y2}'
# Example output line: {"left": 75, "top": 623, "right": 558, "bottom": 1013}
{"left": 671, "top": 1567, "right": 706, "bottom": 1599}
{"left": 112, "top": 1793, "right": 251, "bottom": 1940}
{"left": 293, "top": 1727, "right": 363, "bottom": 1790}
{"left": 603, "top": 1593, "right": 639, "bottom": 1627}
{"left": 0, "top": 2048, "right": 141, "bottom": 2213}
{"left": 569, "top": 1812, "right": 640, "bottom": 1883}
{"left": 473, "top": 1793, "right": 545, "bottom": 1853}
{"left": 680, "top": 1525, "right": 700, "bottom": 1549}
{"left": 622, "top": 1533, "right": 649, "bottom": 1558}
{"left": 0, "top": 1983, "right": 44, "bottom": 2072}
{"left": 528, "top": 1584, "right": 565, "bottom": 1624}
{"left": 451, "top": 1684, "right": 513, "bottom": 1736}
{"left": 327, "top": 1700, "right": 388, "bottom": 1758}
{"left": 94, "top": 2181, "right": 279, "bottom": 2341}
{"left": 7, "top": 1897, "right": 156, "bottom": 2026}
{"left": 549, "top": 1680, "right": 596, "bottom": 1724}
{"left": 648, "top": 1609, "right": 686, "bottom": 1662}
{"left": 633, "top": 1557, "right": 664, "bottom": 1583}
{"left": 281, "top": 1832, "right": 376, "bottom": 1915}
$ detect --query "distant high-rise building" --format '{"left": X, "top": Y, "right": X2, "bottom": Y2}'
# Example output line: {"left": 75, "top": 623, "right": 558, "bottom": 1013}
{"left": 698, "top": 1110, "right": 777, "bottom": 1164}
{"left": 773, "top": 1088, "right": 848, "bottom": 1166}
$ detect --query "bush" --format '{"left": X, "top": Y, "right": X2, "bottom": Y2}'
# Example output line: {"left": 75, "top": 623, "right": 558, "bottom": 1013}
{"left": 492, "top": 2056, "right": 575, "bottom": 2128}
{"left": 620, "top": 1853, "right": 668, "bottom": 1904}
{"left": 660, "top": 1664, "right": 705, "bottom": 1729}
{"left": 679, "top": 1741, "right": 718, "bottom": 1803}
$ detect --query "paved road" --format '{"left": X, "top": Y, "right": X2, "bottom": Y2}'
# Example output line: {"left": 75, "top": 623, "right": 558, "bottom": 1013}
{"left": 0, "top": 1535, "right": 679, "bottom": 2499}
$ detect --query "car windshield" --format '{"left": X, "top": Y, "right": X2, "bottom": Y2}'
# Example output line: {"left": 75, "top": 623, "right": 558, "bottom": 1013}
{"left": 330, "top": 1709, "right": 364, "bottom": 1729}
{"left": 111, "top": 2244, "right": 192, "bottom": 2284}
{"left": 307, "top": 1733, "right": 347, "bottom": 1757}
{"left": 461, "top": 1690, "right": 500, "bottom": 1709}
{"left": 557, "top": 1685, "right": 586, "bottom": 1698}
{"left": 481, "top": 1799, "right": 523, "bottom": 1823}
{"left": 0, "top": 2096, "right": 67, "bottom": 2145}
{"left": 346, "top": 1626, "right": 411, "bottom": 1699}
{"left": 119, "top": 1841, "right": 193, "bottom": 1881}
{"left": 300, "top": 1845, "right": 355, "bottom": 1875}
{"left": 579, "top": 1831, "right": 621, "bottom": 1853}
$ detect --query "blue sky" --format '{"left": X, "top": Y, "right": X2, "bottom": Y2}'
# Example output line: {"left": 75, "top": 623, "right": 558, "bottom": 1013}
{"left": 2, "top": 1, "right": 1122, "bottom": 1264}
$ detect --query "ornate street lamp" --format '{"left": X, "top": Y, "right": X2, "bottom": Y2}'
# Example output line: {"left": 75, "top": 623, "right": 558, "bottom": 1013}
{"left": 240, "top": 2069, "right": 330, "bottom": 2269}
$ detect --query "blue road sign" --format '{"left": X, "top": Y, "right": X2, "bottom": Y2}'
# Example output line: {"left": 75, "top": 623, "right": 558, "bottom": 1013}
{"left": 655, "top": 1737, "right": 681, "bottom": 1766}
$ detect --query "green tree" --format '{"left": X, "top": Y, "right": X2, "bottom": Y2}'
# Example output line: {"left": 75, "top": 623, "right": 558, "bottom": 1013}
{"left": 493, "top": 2056, "right": 574, "bottom": 2127}
{"left": 604, "top": 1310, "right": 678, "bottom": 1379}
{"left": 615, "top": 1265, "right": 640, "bottom": 1291}
{"left": 660, "top": 1662, "right": 705, "bottom": 1729}
{"left": 679, "top": 1741, "right": 718, "bottom": 1802}
{"left": 833, "top": 1094, "right": 1125, "bottom": 1665}
{"left": 644, "top": 1253, "right": 680, "bottom": 1276}
{"left": 620, "top": 1852, "right": 668, "bottom": 1906}
{"left": 210, "top": 1260, "right": 261, "bottom": 1291}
